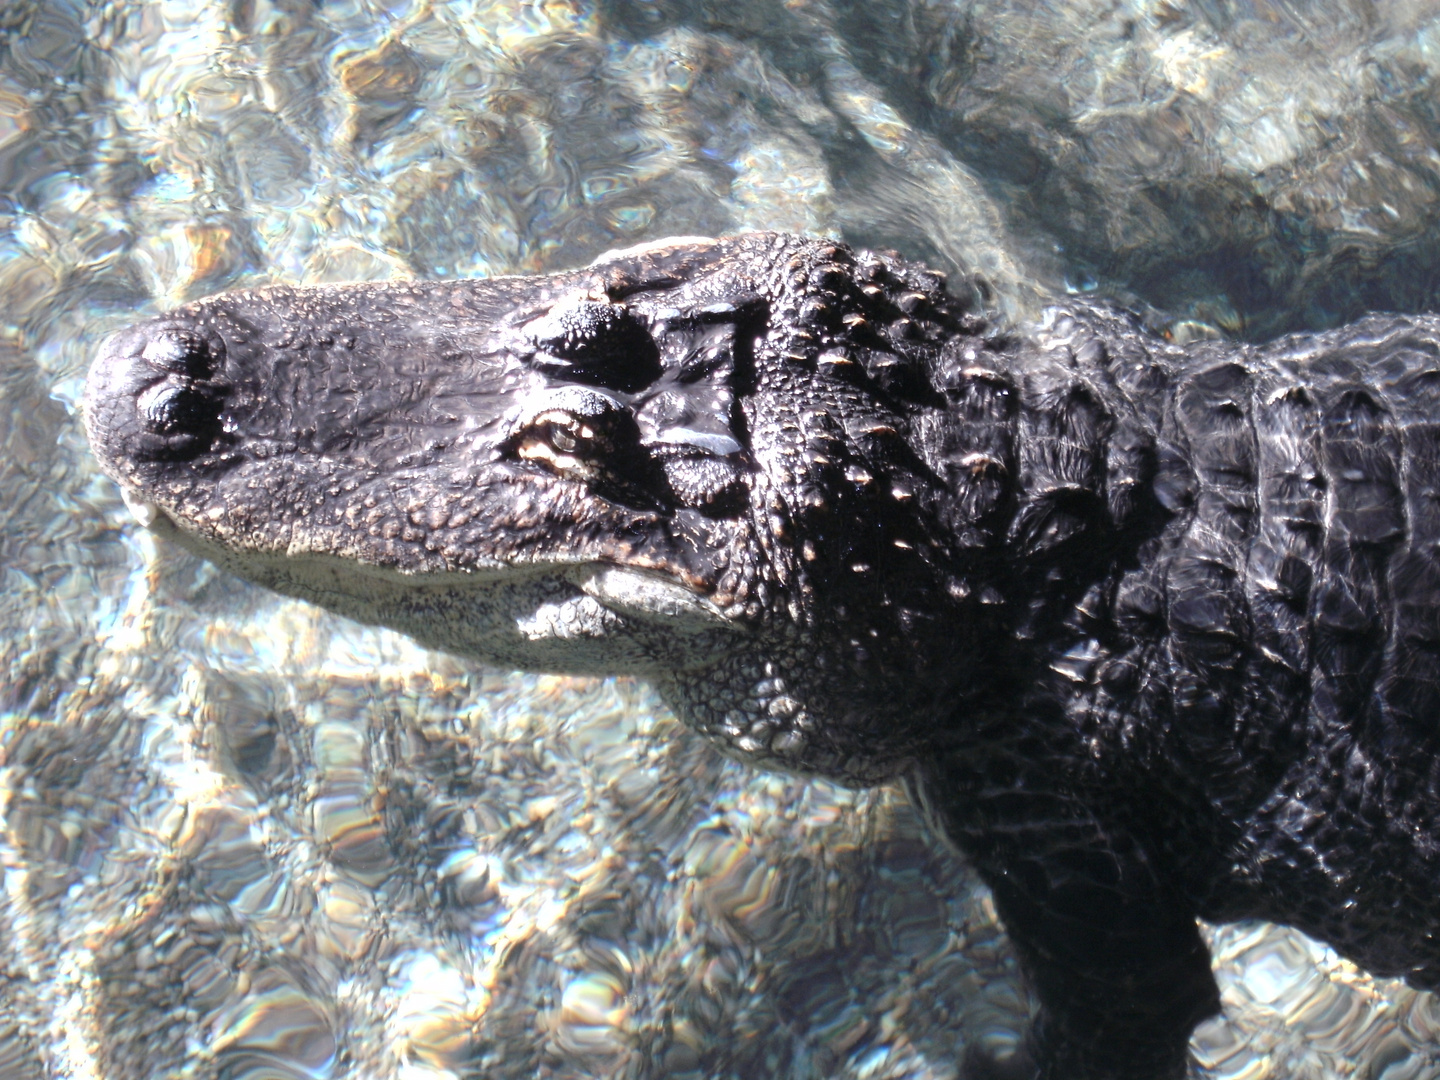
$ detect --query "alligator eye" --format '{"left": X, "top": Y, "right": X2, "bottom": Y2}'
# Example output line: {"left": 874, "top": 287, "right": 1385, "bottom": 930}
{"left": 505, "top": 387, "right": 635, "bottom": 479}
{"left": 522, "top": 295, "right": 661, "bottom": 393}
{"left": 518, "top": 412, "right": 601, "bottom": 471}
{"left": 537, "top": 417, "right": 579, "bottom": 453}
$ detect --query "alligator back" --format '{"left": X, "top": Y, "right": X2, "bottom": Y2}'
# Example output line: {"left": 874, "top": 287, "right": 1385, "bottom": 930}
{"left": 885, "top": 301, "right": 1440, "bottom": 1076}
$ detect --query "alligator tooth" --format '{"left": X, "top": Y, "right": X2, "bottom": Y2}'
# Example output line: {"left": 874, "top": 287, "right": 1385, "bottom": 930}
{"left": 580, "top": 566, "right": 729, "bottom": 626}
{"left": 515, "top": 595, "right": 619, "bottom": 641}
{"left": 120, "top": 486, "right": 161, "bottom": 528}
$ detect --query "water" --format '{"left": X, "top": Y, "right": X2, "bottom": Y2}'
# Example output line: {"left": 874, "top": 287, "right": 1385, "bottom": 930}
{"left": 5, "top": 1, "right": 1440, "bottom": 1077}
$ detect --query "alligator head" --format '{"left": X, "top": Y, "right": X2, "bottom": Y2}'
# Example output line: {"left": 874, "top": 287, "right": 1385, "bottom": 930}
{"left": 85, "top": 233, "right": 999, "bottom": 786}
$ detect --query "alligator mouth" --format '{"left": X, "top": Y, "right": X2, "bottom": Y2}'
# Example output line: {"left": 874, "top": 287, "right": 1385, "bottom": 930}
{"left": 130, "top": 488, "right": 729, "bottom": 627}
{"left": 121, "top": 478, "right": 738, "bottom": 681}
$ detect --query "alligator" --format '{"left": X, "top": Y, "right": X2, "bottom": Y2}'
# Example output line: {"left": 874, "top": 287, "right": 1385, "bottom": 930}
{"left": 83, "top": 231, "right": 1440, "bottom": 1079}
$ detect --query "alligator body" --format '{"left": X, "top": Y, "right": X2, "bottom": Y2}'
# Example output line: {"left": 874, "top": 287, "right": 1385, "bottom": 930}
{"left": 84, "top": 232, "right": 1440, "bottom": 1079}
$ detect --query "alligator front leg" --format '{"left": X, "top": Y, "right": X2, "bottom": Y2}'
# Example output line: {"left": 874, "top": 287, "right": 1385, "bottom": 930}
{"left": 908, "top": 762, "right": 1221, "bottom": 1080}
{"left": 988, "top": 858, "right": 1218, "bottom": 1079}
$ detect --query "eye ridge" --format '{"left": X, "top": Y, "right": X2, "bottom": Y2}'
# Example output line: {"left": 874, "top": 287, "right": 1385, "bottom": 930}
{"left": 522, "top": 295, "right": 661, "bottom": 393}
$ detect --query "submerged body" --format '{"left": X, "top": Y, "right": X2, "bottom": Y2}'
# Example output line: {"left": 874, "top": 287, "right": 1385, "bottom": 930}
{"left": 85, "top": 233, "right": 1440, "bottom": 1079}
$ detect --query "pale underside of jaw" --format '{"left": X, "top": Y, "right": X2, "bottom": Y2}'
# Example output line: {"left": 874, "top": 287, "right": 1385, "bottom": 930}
{"left": 116, "top": 480, "right": 731, "bottom": 640}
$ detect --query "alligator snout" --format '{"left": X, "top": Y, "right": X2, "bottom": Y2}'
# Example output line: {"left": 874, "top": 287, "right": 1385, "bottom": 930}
{"left": 86, "top": 322, "right": 232, "bottom": 475}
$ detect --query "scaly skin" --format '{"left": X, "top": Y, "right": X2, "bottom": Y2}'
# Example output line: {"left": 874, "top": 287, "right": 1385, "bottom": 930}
{"left": 84, "top": 233, "right": 1440, "bottom": 1079}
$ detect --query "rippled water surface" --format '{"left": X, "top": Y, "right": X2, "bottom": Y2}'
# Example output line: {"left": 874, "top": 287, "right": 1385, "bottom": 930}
{"left": 7, "top": 1, "right": 1440, "bottom": 1077}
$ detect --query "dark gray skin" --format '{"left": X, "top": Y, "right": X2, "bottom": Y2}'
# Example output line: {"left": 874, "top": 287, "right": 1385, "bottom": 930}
{"left": 84, "top": 232, "right": 1440, "bottom": 1079}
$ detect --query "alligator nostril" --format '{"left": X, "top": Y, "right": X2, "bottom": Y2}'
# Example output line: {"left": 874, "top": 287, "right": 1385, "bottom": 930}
{"left": 141, "top": 329, "right": 218, "bottom": 379}
{"left": 138, "top": 380, "right": 223, "bottom": 437}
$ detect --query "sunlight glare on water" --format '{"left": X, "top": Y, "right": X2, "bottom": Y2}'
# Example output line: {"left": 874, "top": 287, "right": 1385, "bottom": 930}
{"left": 7, "top": 0, "right": 1440, "bottom": 1077}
